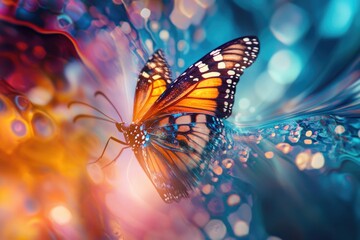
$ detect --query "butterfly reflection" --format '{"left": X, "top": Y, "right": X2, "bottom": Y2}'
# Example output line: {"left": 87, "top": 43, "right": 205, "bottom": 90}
{"left": 70, "top": 36, "right": 260, "bottom": 203}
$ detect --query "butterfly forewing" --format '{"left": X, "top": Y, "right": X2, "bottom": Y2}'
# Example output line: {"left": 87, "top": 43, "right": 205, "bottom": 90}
{"left": 133, "top": 50, "right": 172, "bottom": 122}
{"left": 135, "top": 113, "right": 225, "bottom": 202}
{"left": 141, "top": 36, "right": 260, "bottom": 121}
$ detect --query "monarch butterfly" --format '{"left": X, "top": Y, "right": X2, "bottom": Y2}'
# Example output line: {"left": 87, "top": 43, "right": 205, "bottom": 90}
{"left": 70, "top": 36, "right": 260, "bottom": 203}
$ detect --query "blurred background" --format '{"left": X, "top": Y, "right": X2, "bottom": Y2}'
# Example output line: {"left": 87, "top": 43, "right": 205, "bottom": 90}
{"left": 0, "top": 0, "right": 359, "bottom": 239}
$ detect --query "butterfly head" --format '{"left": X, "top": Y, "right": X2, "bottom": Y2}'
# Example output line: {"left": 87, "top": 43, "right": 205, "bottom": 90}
{"left": 115, "top": 122, "right": 127, "bottom": 133}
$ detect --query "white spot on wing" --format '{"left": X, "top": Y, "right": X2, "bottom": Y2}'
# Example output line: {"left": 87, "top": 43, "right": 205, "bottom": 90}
{"left": 218, "top": 62, "right": 226, "bottom": 69}
{"left": 142, "top": 72, "right": 150, "bottom": 78}
{"left": 210, "top": 49, "right": 221, "bottom": 55}
{"left": 153, "top": 74, "right": 161, "bottom": 80}
{"left": 213, "top": 54, "right": 223, "bottom": 62}
{"left": 227, "top": 70, "right": 235, "bottom": 75}
{"left": 202, "top": 72, "right": 221, "bottom": 78}
{"left": 195, "top": 61, "right": 202, "bottom": 66}
{"left": 155, "top": 67, "right": 163, "bottom": 73}
{"left": 199, "top": 65, "right": 209, "bottom": 73}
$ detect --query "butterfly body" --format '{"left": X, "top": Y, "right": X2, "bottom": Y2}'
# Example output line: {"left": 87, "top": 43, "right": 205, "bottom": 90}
{"left": 116, "top": 122, "right": 149, "bottom": 154}
{"left": 72, "top": 36, "right": 260, "bottom": 203}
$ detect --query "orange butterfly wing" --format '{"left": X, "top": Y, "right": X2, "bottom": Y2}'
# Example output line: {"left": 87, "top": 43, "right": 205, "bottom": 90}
{"left": 130, "top": 36, "right": 260, "bottom": 202}
{"left": 141, "top": 36, "right": 260, "bottom": 121}
{"left": 132, "top": 50, "right": 172, "bottom": 123}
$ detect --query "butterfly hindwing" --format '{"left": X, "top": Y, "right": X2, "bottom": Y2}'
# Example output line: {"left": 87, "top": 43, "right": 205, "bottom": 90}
{"left": 133, "top": 50, "right": 172, "bottom": 122}
{"left": 141, "top": 36, "right": 259, "bottom": 121}
{"left": 135, "top": 113, "right": 225, "bottom": 202}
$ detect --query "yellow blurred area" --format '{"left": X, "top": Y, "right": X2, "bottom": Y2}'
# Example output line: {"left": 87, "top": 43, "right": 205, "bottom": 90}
{"left": 0, "top": 90, "right": 107, "bottom": 239}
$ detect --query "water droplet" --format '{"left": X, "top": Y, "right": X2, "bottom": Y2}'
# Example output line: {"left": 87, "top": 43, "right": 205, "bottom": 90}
{"left": 140, "top": 8, "right": 151, "bottom": 19}
{"left": 268, "top": 50, "right": 303, "bottom": 84}
{"left": 222, "top": 158, "right": 234, "bottom": 168}
{"left": 270, "top": 3, "right": 310, "bottom": 45}
{"left": 31, "top": 112, "right": 55, "bottom": 138}
{"left": 14, "top": 95, "right": 30, "bottom": 111}
{"left": 335, "top": 125, "right": 345, "bottom": 134}
{"left": 233, "top": 220, "right": 249, "bottom": 237}
{"left": 305, "top": 130, "right": 312, "bottom": 137}
{"left": 159, "top": 30, "right": 170, "bottom": 41}
{"left": 227, "top": 194, "right": 241, "bottom": 206}
{"left": 202, "top": 184, "right": 213, "bottom": 195}
{"left": 296, "top": 151, "right": 311, "bottom": 170}
{"left": 311, "top": 152, "right": 325, "bottom": 169}
{"left": 11, "top": 120, "right": 27, "bottom": 137}
{"left": 57, "top": 14, "right": 73, "bottom": 28}
{"left": 276, "top": 142, "right": 292, "bottom": 154}
{"left": 213, "top": 165, "right": 223, "bottom": 175}
{"left": 265, "top": 151, "right": 274, "bottom": 159}
{"left": 204, "top": 219, "right": 227, "bottom": 240}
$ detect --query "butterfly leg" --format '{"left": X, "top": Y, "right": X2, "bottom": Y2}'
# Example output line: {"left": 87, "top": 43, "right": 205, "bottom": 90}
{"left": 101, "top": 146, "right": 130, "bottom": 168}
{"left": 90, "top": 136, "right": 127, "bottom": 164}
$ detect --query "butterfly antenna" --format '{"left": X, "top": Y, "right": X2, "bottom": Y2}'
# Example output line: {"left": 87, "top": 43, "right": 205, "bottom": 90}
{"left": 68, "top": 101, "right": 118, "bottom": 123}
{"left": 94, "top": 91, "right": 124, "bottom": 122}
{"left": 73, "top": 114, "right": 117, "bottom": 124}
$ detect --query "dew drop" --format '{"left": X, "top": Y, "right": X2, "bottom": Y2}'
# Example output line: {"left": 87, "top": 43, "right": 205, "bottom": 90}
{"left": 204, "top": 219, "right": 227, "bottom": 240}
{"left": 31, "top": 112, "right": 55, "bottom": 138}
{"left": 14, "top": 95, "right": 30, "bottom": 111}
{"left": 57, "top": 14, "right": 73, "bottom": 28}
{"left": 11, "top": 120, "right": 27, "bottom": 137}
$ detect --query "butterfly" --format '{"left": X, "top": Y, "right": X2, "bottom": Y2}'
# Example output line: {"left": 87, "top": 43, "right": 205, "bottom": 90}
{"left": 70, "top": 36, "right": 260, "bottom": 203}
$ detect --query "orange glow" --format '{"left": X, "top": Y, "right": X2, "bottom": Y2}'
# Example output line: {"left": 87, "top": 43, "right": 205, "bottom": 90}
{"left": 296, "top": 151, "right": 312, "bottom": 170}
{"left": 265, "top": 151, "right": 274, "bottom": 159}
{"left": 202, "top": 184, "right": 213, "bottom": 195}
{"left": 213, "top": 165, "right": 223, "bottom": 175}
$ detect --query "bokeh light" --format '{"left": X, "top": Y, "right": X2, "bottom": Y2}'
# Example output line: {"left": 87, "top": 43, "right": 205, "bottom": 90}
{"left": 267, "top": 49, "right": 303, "bottom": 84}
{"left": 319, "top": 0, "right": 358, "bottom": 38}
{"left": 0, "top": 0, "right": 360, "bottom": 239}
{"left": 50, "top": 205, "right": 72, "bottom": 225}
{"left": 270, "top": 3, "right": 310, "bottom": 45}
